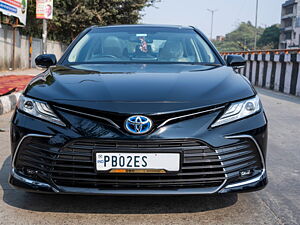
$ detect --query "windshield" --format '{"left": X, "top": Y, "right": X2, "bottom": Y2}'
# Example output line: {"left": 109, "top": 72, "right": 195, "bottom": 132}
{"left": 67, "top": 27, "right": 221, "bottom": 64}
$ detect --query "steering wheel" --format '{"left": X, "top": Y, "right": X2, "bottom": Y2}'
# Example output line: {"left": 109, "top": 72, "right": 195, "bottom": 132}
{"left": 101, "top": 55, "right": 119, "bottom": 59}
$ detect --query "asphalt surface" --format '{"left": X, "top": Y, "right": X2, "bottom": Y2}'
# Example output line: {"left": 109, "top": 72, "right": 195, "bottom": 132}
{"left": 0, "top": 88, "right": 299, "bottom": 225}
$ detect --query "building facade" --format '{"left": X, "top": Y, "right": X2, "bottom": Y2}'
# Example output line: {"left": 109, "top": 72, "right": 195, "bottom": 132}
{"left": 280, "top": 0, "right": 300, "bottom": 49}
{"left": 215, "top": 36, "right": 225, "bottom": 41}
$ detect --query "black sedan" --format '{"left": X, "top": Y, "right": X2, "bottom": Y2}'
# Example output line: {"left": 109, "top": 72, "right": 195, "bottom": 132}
{"left": 10, "top": 25, "right": 268, "bottom": 195}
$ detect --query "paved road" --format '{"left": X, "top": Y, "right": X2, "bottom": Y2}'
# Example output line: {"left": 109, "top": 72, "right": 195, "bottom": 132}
{"left": 0, "top": 88, "right": 299, "bottom": 225}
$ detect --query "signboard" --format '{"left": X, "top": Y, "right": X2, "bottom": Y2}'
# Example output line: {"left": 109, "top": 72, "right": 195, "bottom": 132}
{"left": 36, "top": 0, "right": 53, "bottom": 19}
{"left": 0, "top": 0, "right": 27, "bottom": 25}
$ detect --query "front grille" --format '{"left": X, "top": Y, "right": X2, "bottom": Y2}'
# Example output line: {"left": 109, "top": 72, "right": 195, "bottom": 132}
{"left": 15, "top": 137, "right": 262, "bottom": 190}
{"left": 53, "top": 104, "right": 224, "bottom": 131}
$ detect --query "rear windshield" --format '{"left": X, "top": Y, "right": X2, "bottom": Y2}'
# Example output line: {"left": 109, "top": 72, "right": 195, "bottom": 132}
{"left": 67, "top": 27, "right": 221, "bottom": 64}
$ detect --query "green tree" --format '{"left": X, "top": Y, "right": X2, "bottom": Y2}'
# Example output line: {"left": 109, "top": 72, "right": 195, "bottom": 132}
{"left": 257, "top": 24, "right": 280, "bottom": 49}
{"left": 22, "top": 0, "right": 159, "bottom": 43}
{"left": 213, "top": 21, "right": 264, "bottom": 52}
{"left": 212, "top": 41, "right": 242, "bottom": 52}
{"left": 22, "top": 0, "right": 43, "bottom": 38}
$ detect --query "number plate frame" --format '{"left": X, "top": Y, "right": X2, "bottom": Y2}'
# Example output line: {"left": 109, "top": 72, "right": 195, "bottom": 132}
{"left": 93, "top": 149, "right": 183, "bottom": 174}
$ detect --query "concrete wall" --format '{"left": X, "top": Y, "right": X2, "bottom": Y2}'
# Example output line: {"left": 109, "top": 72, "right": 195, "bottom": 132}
{"left": 229, "top": 53, "right": 300, "bottom": 97}
{"left": 0, "top": 25, "right": 67, "bottom": 70}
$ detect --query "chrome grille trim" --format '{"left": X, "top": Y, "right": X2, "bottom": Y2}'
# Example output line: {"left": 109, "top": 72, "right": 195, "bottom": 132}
{"left": 225, "top": 134, "right": 266, "bottom": 171}
{"left": 224, "top": 134, "right": 266, "bottom": 189}
{"left": 224, "top": 172, "right": 265, "bottom": 189}
{"left": 157, "top": 106, "right": 225, "bottom": 128}
{"left": 54, "top": 106, "right": 121, "bottom": 128}
{"left": 14, "top": 137, "right": 229, "bottom": 192}
{"left": 54, "top": 105, "right": 225, "bottom": 130}
{"left": 12, "top": 134, "right": 264, "bottom": 193}
{"left": 12, "top": 134, "right": 53, "bottom": 168}
{"left": 11, "top": 168, "right": 59, "bottom": 192}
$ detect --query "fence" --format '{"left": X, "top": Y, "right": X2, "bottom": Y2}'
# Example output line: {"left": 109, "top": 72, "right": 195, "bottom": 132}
{"left": 221, "top": 51, "right": 300, "bottom": 97}
{"left": 0, "top": 25, "right": 67, "bottom": 71}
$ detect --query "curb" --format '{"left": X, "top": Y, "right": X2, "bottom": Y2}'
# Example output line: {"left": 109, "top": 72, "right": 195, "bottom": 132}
{"left": 0, "top": 92, "right": 21, "bottom": 115}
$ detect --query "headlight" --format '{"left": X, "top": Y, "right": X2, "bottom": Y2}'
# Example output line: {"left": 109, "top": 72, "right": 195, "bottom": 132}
{"left": 211, "top": 95, "right": 261, "bottom": 127}
{"left": 17, "top": 95, "right": 65, "bottom": 127}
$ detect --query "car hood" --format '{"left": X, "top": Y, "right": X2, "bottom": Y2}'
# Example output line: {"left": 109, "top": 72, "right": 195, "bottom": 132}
{"left": 25, "top": 64, "right": 255, "bottom": 114}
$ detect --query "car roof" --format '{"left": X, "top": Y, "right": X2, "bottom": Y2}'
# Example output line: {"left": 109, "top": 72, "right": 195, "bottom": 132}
{"left": 92, "top": 24, "right": 194, "bottom": 30}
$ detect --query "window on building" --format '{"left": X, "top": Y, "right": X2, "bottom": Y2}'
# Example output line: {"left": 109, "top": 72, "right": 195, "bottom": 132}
{"left": 296, "top": 17, "right": 300, "bottom": 27}
{"left": 285, "top": 31, "right": 292, "bottom": 40}
{"left": 285, "top": 18, "right": 293, "bottom": 27}
{"left": 285, "top": 5, "right": 294, "bottom": 15}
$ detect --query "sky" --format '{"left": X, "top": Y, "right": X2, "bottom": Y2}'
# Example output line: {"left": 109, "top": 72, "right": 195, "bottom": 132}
{"left": 142, "top": 0, "right": 284, "bottom": 38}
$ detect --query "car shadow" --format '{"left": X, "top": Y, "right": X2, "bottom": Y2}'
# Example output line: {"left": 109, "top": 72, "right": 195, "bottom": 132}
{"left": 1, "top": 157, "right": 238, "bottom": 214}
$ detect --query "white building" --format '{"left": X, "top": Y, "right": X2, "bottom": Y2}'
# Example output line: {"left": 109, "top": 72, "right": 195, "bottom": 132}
{"left": 280, "top": 0, "right": 300, "bottom": 49}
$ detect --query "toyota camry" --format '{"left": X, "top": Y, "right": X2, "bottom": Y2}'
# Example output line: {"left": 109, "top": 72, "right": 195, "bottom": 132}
{"left": 10, "top": 25, "right": 268, "bottom": 195}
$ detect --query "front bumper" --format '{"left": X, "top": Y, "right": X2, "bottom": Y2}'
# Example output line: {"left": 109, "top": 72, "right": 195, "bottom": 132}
{"left": 9, "top": 167, "right": 267, "bottom": 195}
{"left": 9, "top": 108, "right": 268, "bottom": 195}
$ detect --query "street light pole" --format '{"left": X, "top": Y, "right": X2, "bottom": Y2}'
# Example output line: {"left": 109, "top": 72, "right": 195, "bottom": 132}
{"left": 207, "top": 9, "right": 217, "bottom": 40}
{"left": 254, "top": 0, "right": 259, "bottom": 50}
{"left": 42, "top": 19, "right": 48, "bottom": 54}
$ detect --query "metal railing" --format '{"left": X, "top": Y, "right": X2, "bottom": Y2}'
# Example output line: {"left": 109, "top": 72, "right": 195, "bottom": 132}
{"left": 220, "top": 49, "right": 300, "bottom": 55}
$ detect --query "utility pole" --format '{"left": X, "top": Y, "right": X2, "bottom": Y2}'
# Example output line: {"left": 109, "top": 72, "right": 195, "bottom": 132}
{"left": 207, "top": 9, "right": 217, "bottom": 40}
{"left": 42, "top": 19, "right": 47, "bottom": 54}
{"left": 9, "top": 20, "right": 23, "bottom": 71}
{"left": 254, "top": 0, "right": 259, "bottom": 50}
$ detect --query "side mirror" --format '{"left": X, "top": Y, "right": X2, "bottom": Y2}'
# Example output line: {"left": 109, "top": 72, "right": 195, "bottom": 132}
{"left": 35, "top": 54, "right": 57, "bottom": 68}
{"left": 226, "top": 55, "right": 246, "bottom": 68}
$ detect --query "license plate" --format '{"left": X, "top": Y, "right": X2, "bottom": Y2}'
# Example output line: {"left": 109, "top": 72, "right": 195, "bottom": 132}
{"left": 95, "top": 153, "right": 180, "bottom": 172}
